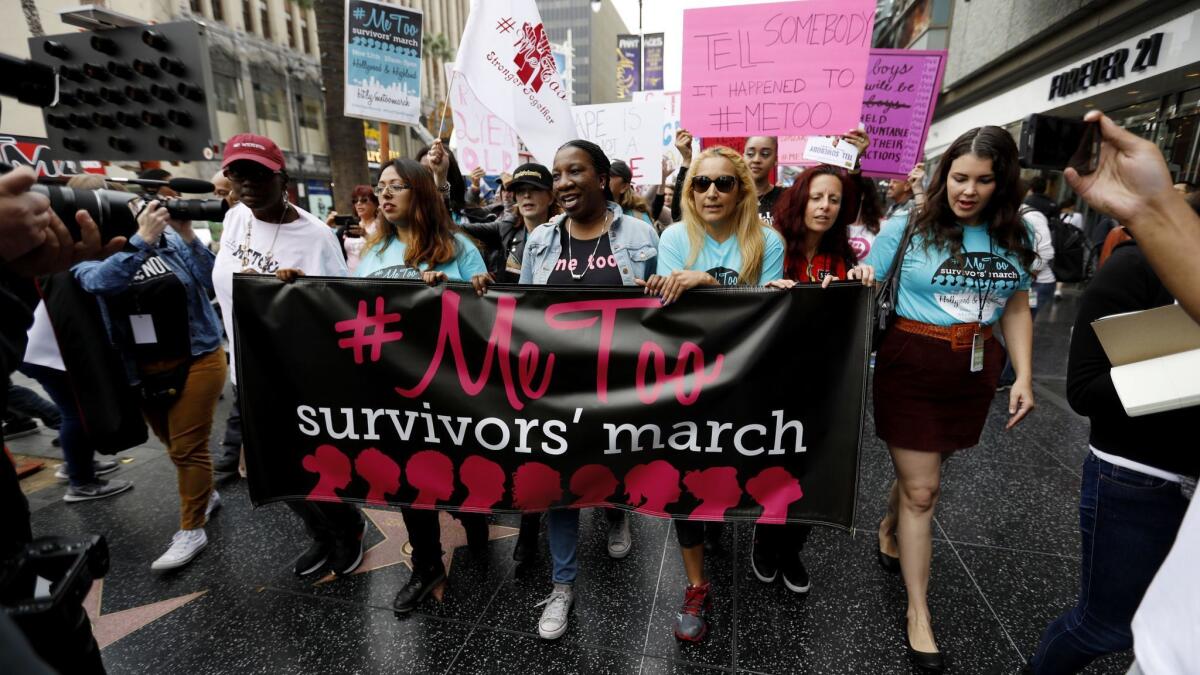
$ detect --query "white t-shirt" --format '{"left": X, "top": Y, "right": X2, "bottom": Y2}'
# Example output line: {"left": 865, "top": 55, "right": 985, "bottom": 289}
{"left": 1131, "top": 492, "right": 1200, "bottom": 674}
{"left": 22, "top": 301, "right": 65, "bottom": 371}
{"left": 213, "top": 202, "right": 349, "bottom": 383}
{"left": 847, "top": 223, "right": 877, "bottom": 262}
{"left": 1022, "top": 208, "right": 1057, "bottom": 284}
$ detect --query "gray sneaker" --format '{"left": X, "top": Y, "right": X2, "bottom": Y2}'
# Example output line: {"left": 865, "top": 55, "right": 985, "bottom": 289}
{"left": 63, "top": 478, "right": 133, "bottom": 502}
{"left": 55, "top": 459, "right": 119, "bottom": 481}
{"left": 607, "top": 514, "right": 632, "bottom": 559}
{"left": 536, "top": 583, "right": 574, "bottom": 640}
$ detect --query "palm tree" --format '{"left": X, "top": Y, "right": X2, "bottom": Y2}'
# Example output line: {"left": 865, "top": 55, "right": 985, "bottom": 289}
{"left": 423, "top": 32, "right": 454, "bottom": 139}
{"left": 312, "top": 0, "right": 370, "bottom": 215}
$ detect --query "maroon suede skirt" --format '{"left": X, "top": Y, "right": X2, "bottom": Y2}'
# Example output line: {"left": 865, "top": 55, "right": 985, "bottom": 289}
{"left": 872, "top": 326, "right": 1004, "bottom": 453}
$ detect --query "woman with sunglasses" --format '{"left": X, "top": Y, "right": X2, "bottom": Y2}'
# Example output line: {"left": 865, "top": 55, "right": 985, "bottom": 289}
{"left": 639, "top": 146, "right": 785, "bottom": 642}
{"left": 864, "top": 126, "right": 1036, "bottom": 672}
{"left": 212, "top": 134, "right": 368, "bottom": 580}
{"left": 473, "top": 139, "right": 659, "bottom": 641}
{"left": 324, "top": 186, "right": 380, "bottom": 275}
{"left": 351, "top": 155, "right": 492, "bottom": 616}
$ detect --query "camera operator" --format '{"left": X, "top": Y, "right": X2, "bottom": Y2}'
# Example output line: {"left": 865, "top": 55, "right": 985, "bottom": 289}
{"left": 1, "top": 165, "right": 126, "bottom": 673}
{"left": 73, "top": 196, "right": 226, "bottom": 571}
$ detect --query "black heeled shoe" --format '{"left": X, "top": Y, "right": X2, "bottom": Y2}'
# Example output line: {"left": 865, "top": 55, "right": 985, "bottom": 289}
{"left": 393, "top": 567, "right": 447, "bottom": 614}
{"left": 904, "top": 620, "right": 946, "bottom": 673}
{"left": 877, "top": 549, "right": 901, "bottom": 574}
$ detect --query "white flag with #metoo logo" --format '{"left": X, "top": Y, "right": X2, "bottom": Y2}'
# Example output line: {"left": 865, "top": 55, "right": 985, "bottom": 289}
{"left": 452, "top": 0, "right": 577, "bottom": 167}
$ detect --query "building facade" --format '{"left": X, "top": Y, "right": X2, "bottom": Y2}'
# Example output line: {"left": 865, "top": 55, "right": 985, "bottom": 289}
{"left": 876, "top": 0, "right": 1200, "bottom": 198}
{"left": 536, "top": 0, "right": 631, "bottom": 105}
{"left": 1, "top": 0, "right": 470, "bottom": 215}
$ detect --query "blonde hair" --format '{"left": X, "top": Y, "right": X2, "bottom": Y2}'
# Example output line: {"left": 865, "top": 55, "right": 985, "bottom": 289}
{"left": 679, "top": 147, "right": 766, "bottom": 285}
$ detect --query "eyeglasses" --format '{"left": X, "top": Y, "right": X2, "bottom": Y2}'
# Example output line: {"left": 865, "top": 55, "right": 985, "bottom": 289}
{"left": 691, "top": 175, "right": 739, "bottom": 194}
{"left": 223, "top": 165, "right": 279, "bottom": 183}
{"left": 373, "top": 182, "right": 412, "bottom": 196}
{"left": 352, "top": 197, "right": 374, "bottom": 204}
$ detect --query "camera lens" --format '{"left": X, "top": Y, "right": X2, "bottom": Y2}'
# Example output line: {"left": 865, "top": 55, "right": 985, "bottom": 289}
{"left": 164, "top": 198, "right": 230, "bottom": 222}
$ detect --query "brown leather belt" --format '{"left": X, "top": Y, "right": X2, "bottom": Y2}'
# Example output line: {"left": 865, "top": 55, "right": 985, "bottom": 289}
{"left": 894, "top": 317, "right": 992, "bottom": 351}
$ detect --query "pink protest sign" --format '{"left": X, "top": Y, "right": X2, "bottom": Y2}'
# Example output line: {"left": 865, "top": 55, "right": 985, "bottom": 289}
{"left": 681, "top": 1, "right": 875, "bottom": 138}
{"left": 858, "top": 49, "right": 947, "bottom": 180}
{"left": 448, "top": 66, "right": 521, "bottom": 175}
{"left": 776, "top": 49, "right": 947, "bottom": 179}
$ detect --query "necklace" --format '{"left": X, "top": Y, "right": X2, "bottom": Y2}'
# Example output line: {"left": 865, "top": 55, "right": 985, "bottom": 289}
{"left": 566, "top": 212, "right": 611, "bottom": 281}
{"left": 240, "top": 200, "right": 289, "bottom": 272}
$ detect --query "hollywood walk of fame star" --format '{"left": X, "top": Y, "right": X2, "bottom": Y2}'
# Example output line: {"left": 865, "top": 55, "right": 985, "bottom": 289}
{"left": 84, "top": 579, "right": 206, "bottom": 650}
{"left": 314, "top": 508, "right": 518, "bottom": 586}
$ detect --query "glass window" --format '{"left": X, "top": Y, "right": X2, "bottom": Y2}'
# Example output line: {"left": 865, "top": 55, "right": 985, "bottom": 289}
{"left": 190, "top": 0, "right": 202, "bottom": 13}
{"left": 300, "top": 17, "right": 310, "bottom": 54}
{"left": 253, "top": 83, "right": 281, "bottom": 121}
{"left": 211, "top": 0, "right": 224, "bottom": 22}
{"left": 214, "top": 73, "right": 241, "bottom": 114}
{"left": 242, "top": 0, "right": 253, "bottom": 32}
{"left": 285, "top": 10, "right": 296, "bottom": 49}
{"left": 297, "top": 95, "right": 321, "bottom": 129}
{"left": 259, "top": 1, "right": 271, "bottom": 39}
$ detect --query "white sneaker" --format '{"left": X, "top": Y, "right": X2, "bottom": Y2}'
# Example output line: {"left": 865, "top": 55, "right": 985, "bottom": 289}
{"left": 205, "top": 490, "right": 221, "bottom": 521}
{"left": 151, "top": 529, "right": 208, "bottom": 570}
{"left": 606, "top": 514, "right": 632, "bottom": 559}
{"left": 536, "top": 583, "right": 574, "bottom": 640}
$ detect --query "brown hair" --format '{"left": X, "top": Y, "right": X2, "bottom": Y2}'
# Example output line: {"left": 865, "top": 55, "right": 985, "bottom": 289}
{"left": 370, "top": 158, "right": 460, "bottom": 268}
{"left": 773, "top": 165, "right": 857, "bottom": 277}
{"left": 914, "top": 126, "right": 1035, "bottom": 272}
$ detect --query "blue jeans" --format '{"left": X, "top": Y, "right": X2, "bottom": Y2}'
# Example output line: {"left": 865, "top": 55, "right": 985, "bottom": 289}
{"left": 547, "top": 508, "right": 625, "bottom": 584}
{"left": 1029, "top": 452, "right": 1189, "bottom": 674}
{"left": 18, "top": 364, "right": 94, "bottom": 486}
{"left": 1000, "top": 281, "right": 1056, "bottom": 385}
{"left": 6, "top": 381, "right": 61, "bottom": 428}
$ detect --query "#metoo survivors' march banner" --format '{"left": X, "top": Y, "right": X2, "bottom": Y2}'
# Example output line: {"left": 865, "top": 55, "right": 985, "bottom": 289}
{"left": 344, "top": 0, "right": 423, "bottom": 125}
{"left": 233, "top": 279, "right": 871, "bottom": 527}
{"left": 857, "top": 49, "right": 947, "bottom": 180}
{"left": 681, "top": 0, "right": 875, "bottom": 137}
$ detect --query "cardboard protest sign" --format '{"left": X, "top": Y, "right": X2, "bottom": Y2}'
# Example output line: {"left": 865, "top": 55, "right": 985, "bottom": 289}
{"left": 801, "top": 136, "right": 858, "bottom": 170}
{"left": 858, "top": 49, "right": 947, "bottom": 179}
{"left": 777, "top": 49, "right": 946, "bottom": 177}
{"left": 572, "top": 101, "right": 664, "bottom": 184}
{"left": 681, "top": 0, "right": 874, "bottom": 137}
{"left": 344, "top": 0, "right": 423, "bottom": 125}
{"left": 447, "top": 65, "right": 521, "bottom": 175}
{"left": 633, "top": 90, "right": 693, "bottom": 171}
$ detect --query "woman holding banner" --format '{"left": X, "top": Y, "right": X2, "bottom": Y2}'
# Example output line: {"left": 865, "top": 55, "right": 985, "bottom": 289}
{"left": 864, "top": 126, "right": 1036, "bottom": 672}
{"left": 474, "top": 139, "right": 659, "bottom": 641}
{"left": 352, "top": 152, "right": 492, "bottom": 615}
{"left": 639, "top": 145, "right": 785, "bottom": 642}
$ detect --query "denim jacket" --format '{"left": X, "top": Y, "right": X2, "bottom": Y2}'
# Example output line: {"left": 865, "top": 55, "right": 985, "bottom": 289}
{"left": 519, "top": 202, "right": 659, "bottom": 285}
{"left": 74, "top": 230, "right": 222, "bottom": 383}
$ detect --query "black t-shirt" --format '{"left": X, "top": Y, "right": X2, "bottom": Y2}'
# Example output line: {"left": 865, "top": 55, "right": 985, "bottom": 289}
{"left": 107, "top": 251, "right": 192, "bottom": 362}
{"left": 757, "top": 185, "right": 784, "bottom": 227}
{"left": 545, "top": 225, "right": 624, "bottom": 286}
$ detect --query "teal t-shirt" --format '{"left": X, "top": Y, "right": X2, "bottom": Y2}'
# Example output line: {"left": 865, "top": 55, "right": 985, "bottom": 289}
{"left": 865, "top": 215, "right": 1033, "bottom": 326}
{"left": 354, "top": 231, "right": 487, "bottom": 281}
{"left": 656, "top": 223, "right": 784, "bottom": 285}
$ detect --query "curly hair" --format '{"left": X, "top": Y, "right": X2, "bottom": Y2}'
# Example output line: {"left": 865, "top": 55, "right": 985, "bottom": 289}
{"left": 913, "top": 126, "right": 1035, "bottom": 272}
{"left": 679, "top": 146, "right": 767, "bottom": 284}
{"left": 774, "top": 165, "right": 858, "bottom": 277}
{"left": 558, "top": 139, "right": 615, "bottom": 201}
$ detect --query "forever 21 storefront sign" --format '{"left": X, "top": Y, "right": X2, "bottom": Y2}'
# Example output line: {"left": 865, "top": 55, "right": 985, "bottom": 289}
{"left": 1048, "top": 32, "right": 1164, "bottom": 101}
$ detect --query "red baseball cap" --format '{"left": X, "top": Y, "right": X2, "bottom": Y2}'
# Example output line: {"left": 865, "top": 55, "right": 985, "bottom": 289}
{"left": 221, "top": 133, "right": 284, "bottom": 171}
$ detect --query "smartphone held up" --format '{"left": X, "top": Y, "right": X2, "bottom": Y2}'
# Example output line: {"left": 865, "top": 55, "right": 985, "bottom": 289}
{"left": 1019, "top": 114, "right": 1101, "bottom": 175}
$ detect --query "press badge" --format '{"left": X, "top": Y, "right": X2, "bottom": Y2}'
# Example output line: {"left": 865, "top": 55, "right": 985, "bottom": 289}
{"left": 970, "top": 333, "right": 984, "bottom": 373}
{"left": 130, "top": 314, "right": 158, "bottom": 344}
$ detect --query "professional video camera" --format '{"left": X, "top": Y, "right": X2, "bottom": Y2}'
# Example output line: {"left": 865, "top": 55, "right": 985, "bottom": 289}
{"left": 0, "top": 535, "right": 110, "bottom": 674}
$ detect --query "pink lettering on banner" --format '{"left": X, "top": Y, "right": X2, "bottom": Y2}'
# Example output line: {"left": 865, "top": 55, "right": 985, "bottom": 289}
{"left": 681, "top": 1, "right": 876, "bottom": 137}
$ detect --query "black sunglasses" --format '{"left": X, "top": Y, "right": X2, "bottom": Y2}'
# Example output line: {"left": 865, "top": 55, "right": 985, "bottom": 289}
{"left": 692, "top": 175, "right": 739, "bottom": 194}
{"left": 224, "top": 165, "right": 279, "bottom": 183}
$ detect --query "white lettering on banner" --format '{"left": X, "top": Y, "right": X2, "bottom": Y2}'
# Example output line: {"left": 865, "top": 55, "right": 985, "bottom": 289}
{"left": 297, "top": 404, "right": 807, "bottom": 458}
{"left": 570, "top": 101, "right": 664, "bottom": 184}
